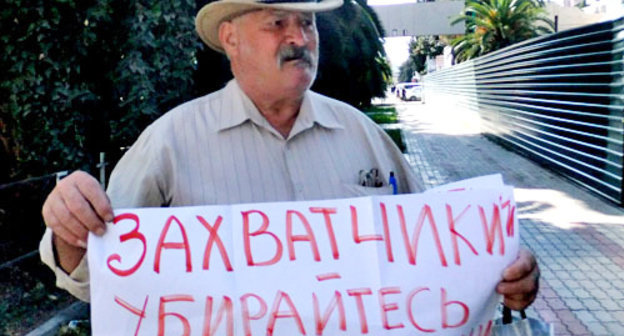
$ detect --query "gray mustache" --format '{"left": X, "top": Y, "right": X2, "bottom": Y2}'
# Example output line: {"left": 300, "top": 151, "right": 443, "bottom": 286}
{"left": 278, "top": 45, "right": 314, "bottom": 68}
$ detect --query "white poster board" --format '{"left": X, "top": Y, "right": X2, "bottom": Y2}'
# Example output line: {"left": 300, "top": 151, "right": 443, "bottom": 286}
{"left": 89, "top": 176, "right": 519, "bottom": 335}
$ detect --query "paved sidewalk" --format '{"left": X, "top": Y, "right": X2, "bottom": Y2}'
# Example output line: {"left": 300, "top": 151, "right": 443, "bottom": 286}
{"left": 393, "top": 97, "right": 624, "bottom": 336}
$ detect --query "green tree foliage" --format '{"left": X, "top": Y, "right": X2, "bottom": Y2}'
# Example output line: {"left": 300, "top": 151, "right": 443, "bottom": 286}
{"left": 0, "top": 0, "right": 199, "bottom": 181}
{"left": 398, "top": 35, "right": 446, "bottom": 83}
{"left": 1, "top": 0, "right": 390, "bottom": 181}
{"left": 193, "top": 0, "right": 234, "bottom": 96}
{"left": 1, "top": 0, "right": 115, "bottom": 180}
{"left": 109, "top": 1, "right": 199, "bottom": 147}
{"left": 314, "top": 0, "right": 391, "bottom": 108}
{"left": 451, "top": 0, "right": 554, "bottom": 63}
{"left": 398, "top": 59, "right": 420, "bottom": 84}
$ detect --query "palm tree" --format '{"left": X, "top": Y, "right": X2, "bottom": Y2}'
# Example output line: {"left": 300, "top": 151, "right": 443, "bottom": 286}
{"left": 450, "top": 0, "right": 554, "bottom": 63}
{"left": 399, "top": 35, "right": 446, "bottom": 82}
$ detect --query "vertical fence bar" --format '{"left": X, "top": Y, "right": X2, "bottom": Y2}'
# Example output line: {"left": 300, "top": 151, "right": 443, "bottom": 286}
{"left": 98, "top": 152, "right": 107, "bottom": 188}
{"left": 612, "top": 17, "right": 624, "bottom": 204}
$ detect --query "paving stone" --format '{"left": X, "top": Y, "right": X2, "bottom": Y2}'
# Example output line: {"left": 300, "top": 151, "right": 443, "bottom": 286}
{"left": 612, "top": 311, "right": 624, "bottom": 321}
{"left": 565, "top": 320, "right": 590, "bottom": 335}
{"left": 611, "top": 280, "right": 624, "bottom": 289}
{"left": 553, "top": 322, "right": 568, "bottom": 335}
{"left": 563, "top": 298, "right": 585, "bottom": 310}
{"left": 606, "top": 264, "right": 623, "bottom": 274}
{"left": 575, "top": 310, "right": 597, "bottom": 323}
{"left": 559, "top": 261, "right": 579, "bottom": 270}
{"left": 563, "top": 279, "right": 584, "bottom": 290}
{"left": 594, "top": 311, "right": 616, "bottom": 322}
{"left": 587, "top": 271, "right": 608, "bottom": 281}
{"left": 553, "top": 271, "right": 572, "bottom": 280}
{"left": 538, "top": 309, "right": 558, "bottom": 323}
{"left": 573, "top": 289, "right": 592, "bottom": 299}
{"left": 540, "top": 287, "right": 558, "bottom": 298}
{"left": 531, "top": 298, "right": 548, "bottom": 310}
{"left": 590, "top": 264, "right": 609, "bottom": 273}
{"left": 555, "top": 288, "right": 574, "bottom": 298}
{"left": 594, "top": 280, "right": 613, "bottom": 289}
{"left": 578, "top": 280, "right": 595, "bottom": 290}
{"left": 546, "top": 279, "right": 564, "bottom": 290}
{"left": 556, "top": 310, "right": 578, "bottom": 322}
{"left": 588, "top": 288, "right": 608, "bottom": 299}
{"left": 561, "top": 250, "right": 576, "bottom": 258}
{"left": 546, "top": 298, "right": 567, "bottom": 310}
{"left": 545, "top": 262, "right": 564, "bottom": 271}
{"left": 604, "top": 288, "right": 624, "bottom": 301}
{"left": 599, "top": 299, "right": 621, "bottom": 311}
{"left": 571, "top": 271, "right": 589, "bottom": 280}
{"left": 595, "top": 257, "right": 612, "bottom": 265}
{"left": 604, "top": 322, "right": 624, "bottom": 335}
{"left": 585, "top": 322, "right": 610, "bottom": 335}
{"left": 582, "top": 299, "right": 604, "bottom": 311}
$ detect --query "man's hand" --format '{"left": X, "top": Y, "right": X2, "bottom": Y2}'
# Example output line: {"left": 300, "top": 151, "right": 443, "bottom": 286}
{"left": 42, "top": 171, "right": 114, "bottom": 273}
{"left": 496, "top": 248, "right": 540, "bottom": 310}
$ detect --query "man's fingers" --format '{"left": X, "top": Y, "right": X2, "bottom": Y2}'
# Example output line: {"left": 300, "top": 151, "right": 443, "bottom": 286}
{"left": 62, "top": 183, "right": 107, "bottom": 235}
{"left": 54, "top": 223, "right": 88, "bottom": 249}
{"left": 497, "top": 248, "right": 540, "bottom": 311}
{"left": 49, "top": 195, "right": 90, "bottom": 241}
{"left": 503, "top": 293, "right": 538, "bottom": 311}
{"left": 42, "top": 171, "right": 112, "bottom": 249}
{"left": 43, "top": 207, "right": 86, "bottom": 248}
{"left": 502, "top": 248, "right": 537, "bottom": 281}
{"left": 497, "top": 265, "right": 540, "bottom": 295}
{"left": 75, "top": 172, "right": 114, "bottom": 223}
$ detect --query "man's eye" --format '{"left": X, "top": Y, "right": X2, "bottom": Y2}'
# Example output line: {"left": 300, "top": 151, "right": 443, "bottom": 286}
{"left": 301, "top": 19, "right": 313, "bottom": 27}
{"left": 272, "top": 20, "right": 283, "bottom": 27}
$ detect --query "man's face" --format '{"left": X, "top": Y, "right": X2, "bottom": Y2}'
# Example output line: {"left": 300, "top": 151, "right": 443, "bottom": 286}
{"left": 222, "top": 9, "right": 319, "bottom": 98}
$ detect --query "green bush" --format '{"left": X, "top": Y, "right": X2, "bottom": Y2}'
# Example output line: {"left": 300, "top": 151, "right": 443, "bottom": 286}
{"left": 363, "top": 105, "right": 399, "bottom": 124}
{"left": 1, "top": 0, "right": 391, "bottom": 181}
{"left": 0, "top": 0, "right": 200, "bottom": 181}
{"left": 385, "top": 128, "right": 406, "bottom": 153}
{"left": 1, "top": 0, "right": 113, "bottom": 179}
{"left": 314, "top": 0, "right": 391, "bottom": 109}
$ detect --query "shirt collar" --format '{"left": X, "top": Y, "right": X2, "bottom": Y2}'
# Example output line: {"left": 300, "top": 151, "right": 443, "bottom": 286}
{"left": 216, "top": 79, "right": 344, "bottom": 137}
{"left": 215, "top": 80, "right": 255, "bottom": 132}
{"left": 297, "top": 91, "right": 344, "bottom": 131}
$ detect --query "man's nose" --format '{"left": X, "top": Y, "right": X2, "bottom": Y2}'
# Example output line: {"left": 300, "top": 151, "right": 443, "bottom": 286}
{"left": 284, "top": 22, "right": 310, "bottom": 46}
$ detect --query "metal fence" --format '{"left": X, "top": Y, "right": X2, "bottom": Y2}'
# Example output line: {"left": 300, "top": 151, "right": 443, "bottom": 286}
{"left": 423, "top": 17, "right": 624, "bottom": 205}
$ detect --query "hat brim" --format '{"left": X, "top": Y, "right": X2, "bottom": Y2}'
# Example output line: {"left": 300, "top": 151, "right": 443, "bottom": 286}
{"left": 195, "top": 0, "right": 343, "bottom": 53}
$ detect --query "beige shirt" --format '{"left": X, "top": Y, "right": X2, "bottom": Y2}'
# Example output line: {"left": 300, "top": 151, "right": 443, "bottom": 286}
{"left": 40, "top": 80, "right": 423, "bottom": 301}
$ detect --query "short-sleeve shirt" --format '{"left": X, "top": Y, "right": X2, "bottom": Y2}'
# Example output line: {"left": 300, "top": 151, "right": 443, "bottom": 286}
{"left": 40, "top": 79, "right": 423, "bottom": 301}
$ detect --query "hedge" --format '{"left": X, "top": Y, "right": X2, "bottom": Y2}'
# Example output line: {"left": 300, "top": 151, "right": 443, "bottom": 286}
{"left": 1, "top": 0, "right": 389, "bottom": 182}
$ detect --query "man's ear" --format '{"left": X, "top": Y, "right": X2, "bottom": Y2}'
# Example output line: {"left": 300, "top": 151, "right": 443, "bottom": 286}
{"left": 219, "top": 21, "right": 238, "bottom": 57}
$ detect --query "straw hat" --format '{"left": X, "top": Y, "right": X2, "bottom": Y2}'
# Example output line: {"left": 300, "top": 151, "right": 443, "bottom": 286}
{"left": 195, "top": 0, "right": 343, "bottom": 53}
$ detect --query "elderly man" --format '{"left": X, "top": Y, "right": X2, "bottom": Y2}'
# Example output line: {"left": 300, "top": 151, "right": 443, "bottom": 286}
{"left": 40, "top": 0, "right": 539, "bottom": 312}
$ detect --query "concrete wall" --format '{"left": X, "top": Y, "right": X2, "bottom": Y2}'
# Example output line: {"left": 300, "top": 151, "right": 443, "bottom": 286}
{"left": 371, "top": 1, "right": 465, "bottom": 37}
{"left": 545, "top": 3, "right": 609, "bottom": 32}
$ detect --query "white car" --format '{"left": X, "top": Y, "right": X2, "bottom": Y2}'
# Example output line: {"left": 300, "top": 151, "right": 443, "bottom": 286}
{"left": 394, "top": 82, "right": 408, "bottom": 97}
{"left": 402, "top": 83, "right": 423, "bottom": 101}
